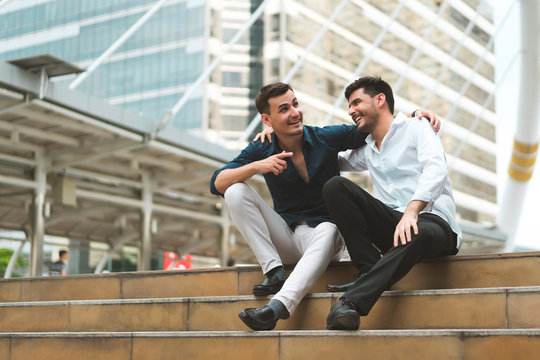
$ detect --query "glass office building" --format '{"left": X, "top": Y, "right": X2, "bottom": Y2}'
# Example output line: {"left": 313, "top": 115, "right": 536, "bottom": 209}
{"left": 0, "top": 0, "right": 263, "bottom": 132}
{"left": 0, "top": 0, "right": 498, "bottom": 251}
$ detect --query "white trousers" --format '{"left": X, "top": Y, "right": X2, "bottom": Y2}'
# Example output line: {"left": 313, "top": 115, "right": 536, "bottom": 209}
{"left": 224, "top": 183, "right": 344, "bottom": 314}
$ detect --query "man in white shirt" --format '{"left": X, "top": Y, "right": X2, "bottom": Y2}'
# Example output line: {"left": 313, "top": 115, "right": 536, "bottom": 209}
{"left": 323, "top": 76, "right": 461, "bottom": 330}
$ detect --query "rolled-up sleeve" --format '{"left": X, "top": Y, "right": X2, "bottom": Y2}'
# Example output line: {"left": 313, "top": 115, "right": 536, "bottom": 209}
{"left": 209, "top": 143, "right": 260, "bottom": 196}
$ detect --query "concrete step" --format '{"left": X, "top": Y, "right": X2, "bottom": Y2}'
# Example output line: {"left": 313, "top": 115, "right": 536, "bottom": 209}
{"left": 1, "top": 251, "right": 540, "bottom": 302}
{"left": 1, "top": 286, "right": 539, "bottom": 332}
{"left": 1, "top": 329, "right": 540, "bottom": 360}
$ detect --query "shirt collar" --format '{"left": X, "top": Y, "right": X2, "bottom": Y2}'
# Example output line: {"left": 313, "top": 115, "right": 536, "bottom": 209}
{"left": 365, "top": 112, "right": 407, "bottom": 148}
{"left": 271, "top": 126, "right": 312, "bottom": 153}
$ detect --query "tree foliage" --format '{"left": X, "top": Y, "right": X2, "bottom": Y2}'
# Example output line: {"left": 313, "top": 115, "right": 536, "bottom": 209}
{"left": 0, "top": 248, "right": 27, "bottom": 277}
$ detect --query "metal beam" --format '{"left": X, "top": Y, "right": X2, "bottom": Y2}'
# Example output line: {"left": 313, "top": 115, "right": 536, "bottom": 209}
{"left": 70, "top": 0, "right": 170, "bottom": 89}
{"left": 0, "top": 0, "right": 15, "bottom": 11}
{"left": 65, "top": 168, "right": 142, "bottom": 189}
{"left": 241, "top": 0, "right": 351, "bottom": 141}
{"left": 443, "top": 0, "right": 516, "bottom": 126}
{"left": 0, "top": 174, "right": 37, "bottom": 189}
{"left": 46, "top": 206, "right": 111, "bottom": 228}
{"left": 321, "top": 0, "right": 405, "bottom": 126}
{"left": 157, "top": 0, "right": 271, "bottom": 136}
{"left": 47, "top": 140, "right": 144, "bottom": 172}
{"left": 0, "top": 137, "right": 43, "bottom": 153}
{"left": 0, "top": 153, "right": 35, "bottom": 166}
{"left": 75, "top": 188, "right": 222, "bottom": 223}
{"left": 393, "top": 0, "right": 450, "bottom": 94}
{"left": 0, "top": 97, "right": 29, "bottom": 115}
{"left": 0, "top": 119, "right": 79, "bottom": 146}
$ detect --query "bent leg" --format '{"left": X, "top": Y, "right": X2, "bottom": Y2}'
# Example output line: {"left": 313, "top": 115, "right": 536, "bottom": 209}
{"left": 323, "top": 176, "right": 398, "bottom": 273}
{"left": 224, "top": 183, "right": 300, "bottom": 274}
{"left": 272, "top": 222, "right": 344, "bottom": 315}
{"left": 344, "top": 213, "right": 458, "bottom": 315}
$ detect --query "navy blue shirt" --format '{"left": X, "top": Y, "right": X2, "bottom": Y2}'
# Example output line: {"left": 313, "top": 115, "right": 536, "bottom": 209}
{"left": 210, "top": 125, "right": 367, "bottom": 229}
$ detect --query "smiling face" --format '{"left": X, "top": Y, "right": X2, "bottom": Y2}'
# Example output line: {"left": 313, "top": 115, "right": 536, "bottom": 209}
{"left": 261, "top": 89, "right": 304, "bottom": 138}
{"left": 347, "top": 87, "right": 383, "bottom": 133}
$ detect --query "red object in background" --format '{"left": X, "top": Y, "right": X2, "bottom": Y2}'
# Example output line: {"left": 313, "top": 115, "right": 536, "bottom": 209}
{"left": 163, "top": 252, "right": 192, "bottom": 270}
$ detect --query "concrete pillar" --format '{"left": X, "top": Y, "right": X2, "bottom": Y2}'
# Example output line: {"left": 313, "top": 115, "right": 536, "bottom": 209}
{"left": 139, "top": 175, "right": 153, "bottom": 271}
{"left": 220, "top": 205, "right": 231, "bottom": 267}
{"left": 68, "top": 239, "right": 91, "bottom": 275}
{"left": 29, "top": 158, "right": 46, "bottom": 277}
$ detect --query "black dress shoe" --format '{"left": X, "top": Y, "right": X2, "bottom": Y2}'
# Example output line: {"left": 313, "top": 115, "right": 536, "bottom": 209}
{"left": 253, "top": 267, "right": 286, "bottom": 296}
{"left": 238, "top": 305, "right": 277, "bottom": 331}
{"left": 327, "top": 272, "right": 366, "bottom": 293}
{"left": 326, "top": 297, "right": 360, "bottom": 330}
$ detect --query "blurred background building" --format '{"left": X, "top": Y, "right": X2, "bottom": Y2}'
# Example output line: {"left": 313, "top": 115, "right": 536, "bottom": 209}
{"left": 0, "top": 0, "right": 520, "bottom": 275}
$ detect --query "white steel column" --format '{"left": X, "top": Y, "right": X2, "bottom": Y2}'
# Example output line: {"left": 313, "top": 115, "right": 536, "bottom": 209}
{"left": 498, "top": 0, "right": 540, "bottom": 251}
{"left": 140, "top": 175, "right": 153, "bottom": 270}
{"left": 29, "top": 157, "right": 46, "bottom": 277}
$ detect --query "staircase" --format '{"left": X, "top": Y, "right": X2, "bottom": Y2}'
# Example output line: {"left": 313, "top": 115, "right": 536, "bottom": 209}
{"left": 1, "top": 252, "right": 540, "bottom": 359}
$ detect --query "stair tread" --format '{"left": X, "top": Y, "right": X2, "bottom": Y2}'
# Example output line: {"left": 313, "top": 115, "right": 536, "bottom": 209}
{"left": 2, "top": 285, "right": 539, "bottom": 307}
{"left": 3, "top": 328, "right": 540, "bottom": 337}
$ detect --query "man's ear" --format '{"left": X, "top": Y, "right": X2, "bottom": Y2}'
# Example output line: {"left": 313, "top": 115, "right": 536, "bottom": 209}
{"left": 376, "top": 93, "right": 386, "bottom": 109}
{"left": 261, "top": 113, "right": 272, "bottom": 128}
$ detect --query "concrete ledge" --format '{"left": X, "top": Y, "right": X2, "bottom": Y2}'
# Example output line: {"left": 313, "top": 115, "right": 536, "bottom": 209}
{"left": 1, "top": 286, "right": 540, "bottom": 332}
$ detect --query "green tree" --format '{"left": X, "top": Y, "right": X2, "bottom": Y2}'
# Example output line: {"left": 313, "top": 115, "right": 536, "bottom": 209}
{"left": 0, "top": 248, "right": 27, "bottom": 277}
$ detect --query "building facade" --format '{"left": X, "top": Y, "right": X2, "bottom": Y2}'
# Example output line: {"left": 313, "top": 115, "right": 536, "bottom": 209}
{"left": 0, "top": 0, "right": 498, "bottom": 253}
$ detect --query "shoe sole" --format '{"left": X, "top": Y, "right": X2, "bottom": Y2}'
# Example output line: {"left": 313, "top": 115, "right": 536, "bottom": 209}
{"left": 238, "top": 310, "right": 276, "bottom": 331}
{"left": 252, "top": 283, "right": 284, "bottom": 297}
{"left": 326, "top": 285, "right": 350, "bottom": 293}
{"left": 327, "top": 312, "right": 360, "bottom": 330}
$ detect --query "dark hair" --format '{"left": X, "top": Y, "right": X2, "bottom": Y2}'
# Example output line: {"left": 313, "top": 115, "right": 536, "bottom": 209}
{"left": 255, "top": 82, "right": 293, "bottom": 115}
{"left": 59, "top": 250, "right": 68, "bottom": 257}
{"left": 344, "top": 76, "right": 394, "bottom": 114}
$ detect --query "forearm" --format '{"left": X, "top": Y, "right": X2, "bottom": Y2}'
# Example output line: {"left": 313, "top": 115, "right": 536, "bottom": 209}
{"left": 404, "top": 200, "right": 427, "bottom": 216}
{"left": 214, "top": 164, "right": 259, "bottom": 194}
{"left": 394, "top": 199, "right": 428, "bottom": 246}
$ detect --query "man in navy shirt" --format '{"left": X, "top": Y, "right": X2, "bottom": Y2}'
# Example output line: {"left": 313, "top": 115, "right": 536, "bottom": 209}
{"left": 210, "top": 82, "right": 437, "bottom": 331}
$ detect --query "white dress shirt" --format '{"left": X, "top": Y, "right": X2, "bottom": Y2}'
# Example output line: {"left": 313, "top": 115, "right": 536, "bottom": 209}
{"left": 338, "top": 112, "right": 462, "bottom": 248}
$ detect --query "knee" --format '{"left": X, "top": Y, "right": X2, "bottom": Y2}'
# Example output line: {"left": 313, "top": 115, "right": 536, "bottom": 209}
{"left": 224, "top": 182, "right": 251, "bottom": 208}
{"left": 322, "top": 176, "right": 349, "bottom": 202}
{"left": 313, "top": 222, "right": 343, "bottom": 250}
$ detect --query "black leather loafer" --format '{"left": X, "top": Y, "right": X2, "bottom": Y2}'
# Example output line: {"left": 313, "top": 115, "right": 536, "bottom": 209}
{"left": 327, "top": 272, "right": 366, "bottom": 293}
{"left": 326, "top": 298, "right": 360, "bottom": 330}
{"left": 253, "top": 267, "right": 286, "bottom": 296}
{"left": 238, "top": 305, "right": 277, "bottom": 331}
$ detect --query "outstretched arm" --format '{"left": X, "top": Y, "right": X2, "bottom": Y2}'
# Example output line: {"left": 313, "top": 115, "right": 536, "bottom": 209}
{"left": 214, "top": 151, "right": 293, "bottom": 194}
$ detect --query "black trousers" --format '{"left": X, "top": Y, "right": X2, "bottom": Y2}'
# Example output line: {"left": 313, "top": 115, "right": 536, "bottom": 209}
{"left": 323, "top": 176, "right": 458, "bottom": 315}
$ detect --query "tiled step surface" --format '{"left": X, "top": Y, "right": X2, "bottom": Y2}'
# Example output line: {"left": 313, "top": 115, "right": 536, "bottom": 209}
{"left": 2, "top": 286, "right": 539, "bottom": 332}
{"left": 2, "top": 329, "right": 540, "bottom": 360}
{"left": 1, "top": 252, "right": 540, "bottom": 303}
